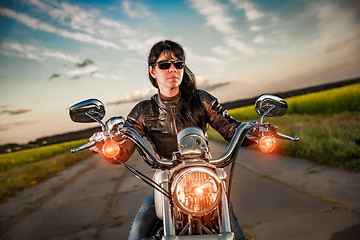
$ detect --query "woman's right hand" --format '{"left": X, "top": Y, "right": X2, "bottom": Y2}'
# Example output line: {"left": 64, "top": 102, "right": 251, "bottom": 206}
{"left": 89, "top": 132, "right": 104, "bottom": 153}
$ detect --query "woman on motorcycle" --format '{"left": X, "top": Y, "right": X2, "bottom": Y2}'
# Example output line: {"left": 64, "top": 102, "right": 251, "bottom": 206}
{"left": 99, "top": 40, "right": 248, "bottom": 240}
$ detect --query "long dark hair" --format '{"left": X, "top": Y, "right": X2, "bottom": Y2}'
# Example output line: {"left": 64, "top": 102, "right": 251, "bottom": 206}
{"left": 148, "top": 40, "right": 206, "bottom": 127}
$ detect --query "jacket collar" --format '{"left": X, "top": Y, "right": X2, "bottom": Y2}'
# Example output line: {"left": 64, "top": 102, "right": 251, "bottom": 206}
{"left": 152, "top": 91, "right": 182, "bottom": 110}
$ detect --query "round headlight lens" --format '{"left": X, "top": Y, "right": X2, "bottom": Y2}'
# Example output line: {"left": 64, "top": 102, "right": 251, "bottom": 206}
{"left": 172, "top": 168, "right": 221, "bottom": 215}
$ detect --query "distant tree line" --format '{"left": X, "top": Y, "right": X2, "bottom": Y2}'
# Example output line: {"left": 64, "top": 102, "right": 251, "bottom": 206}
{"left": 0, "top": 127, "right": 101, "bottom": 154}
{"left": 222, "top": 77, "right": 360, "bottom": 109}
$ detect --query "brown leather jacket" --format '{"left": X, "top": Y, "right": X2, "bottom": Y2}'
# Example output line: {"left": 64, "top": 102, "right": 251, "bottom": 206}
{"left": 115, "top": 90, "right": 241, "bottom": 163}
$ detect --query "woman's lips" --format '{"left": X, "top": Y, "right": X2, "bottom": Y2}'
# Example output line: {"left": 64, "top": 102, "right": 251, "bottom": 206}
{"left": 168, "top": 76, "right": 178, "bottom": 80}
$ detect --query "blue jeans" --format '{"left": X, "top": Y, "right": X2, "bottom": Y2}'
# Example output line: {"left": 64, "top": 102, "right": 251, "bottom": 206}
{"left": 128, "top": 190, "right": 247, "bottom": 240}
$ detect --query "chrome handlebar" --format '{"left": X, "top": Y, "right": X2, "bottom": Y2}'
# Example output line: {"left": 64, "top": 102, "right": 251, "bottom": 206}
{"left": 71, "top": 121, "right": 299, "bottom": 168}
{"left": 120, "top": 127, "right": 174, "bottom": 168}
{"left": 209, "top": 122, "right": 252, "bottom": 167}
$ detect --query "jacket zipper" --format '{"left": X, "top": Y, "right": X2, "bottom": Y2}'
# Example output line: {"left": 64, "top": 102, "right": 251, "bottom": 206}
{"left": 170, "top": 108, "right": 178, "bottom": 135}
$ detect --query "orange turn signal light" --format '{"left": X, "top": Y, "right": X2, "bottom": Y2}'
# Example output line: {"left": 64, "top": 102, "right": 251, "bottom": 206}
{"left": 258, "top": 135, "right": 276, "bottom": 153}
{"left": 102, "top": 140, "right": 120, "bottom": 158}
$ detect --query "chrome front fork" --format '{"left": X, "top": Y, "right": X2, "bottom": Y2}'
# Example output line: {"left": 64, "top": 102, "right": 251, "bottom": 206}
{"left": 159, "top": 170, "right": 175, "bottom": 236}
{"left": 217, "top": 168, "right": 232, "bottom": 233}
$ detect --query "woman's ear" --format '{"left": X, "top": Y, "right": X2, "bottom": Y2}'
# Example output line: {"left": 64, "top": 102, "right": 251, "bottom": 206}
{"left": 149, "top": 66, "right": 156, "bottom": 79}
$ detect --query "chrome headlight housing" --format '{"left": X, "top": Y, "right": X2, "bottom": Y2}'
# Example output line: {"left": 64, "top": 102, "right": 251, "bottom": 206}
{"left": 171, "top": 167, "right": 221, "bottom": 215}
{"left": 177, "top": 127, "right": 208, "bottom": 158}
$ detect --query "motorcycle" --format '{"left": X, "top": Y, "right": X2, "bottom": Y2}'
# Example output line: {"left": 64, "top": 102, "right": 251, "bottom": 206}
{"left": 69, "top": 94, "right": 299, "bottom": 239}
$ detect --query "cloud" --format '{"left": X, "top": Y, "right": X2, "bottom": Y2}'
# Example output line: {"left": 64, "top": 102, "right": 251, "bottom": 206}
{"left": 227, "top": 0, "right": 282, "bottom": 46}
{"left": 1, "top": 0, "right": 161, "bottom": 55}
{"left": 108, "top": 88, "right": 157, "bottom": 105}
{"left": 0, "top": 7, "right": 122, "bottom": 50}
{"left": 195, "top": 76, "right": 231, "bottom": 91}
{"left": 0, "top": 42, "right": 95, "bottom": 81}
{"left": 27, "top": 0, "right": 138, "bottom": 40}
{"left": 110, "top": 74, "right": 123, "bottom": 82}
{"left": 122, "top": 1, "right": 151, "bottom": 19}
{"left": 188, "top": 0, "right": 235, "bottom": 34}
{"left": 254, "top": 34, "right": 266, "bottom": 43}
{"left": 310, "top": 0, "right": 360, "bottom": 51}
{"left": 229, "top": 0, "right": 265, "bottom": 21}
{"left": 70, "top": 75, "right": 81, "bottom": 80}
{"left": 76, "top": 59, "right": 94, "bottom": 68}
{"left": 99, "top": 18, "right": 136, "bottom": 38}
{"left": 212, "top": 46, "right": 231, "bottom": 56}
{"left": 49, "top": 73, "right": 61, "bottom": 81}
{"left": 187, "top": 48, "right": 228, "bottom": 66}
{"left": 0, "top": 42, "right": 79, "bottom": 63}
{"left": 1, "top": 109, "right": 31, "bottom": 115}
{"left": 0, "top": 121, "right": 36, "bottom": 131}
{"left": 91, "top": 71, "right": 106, "bottom": 80}
{"left": 28, "top": 0, "right": 100, "bottom": 35}
{"left": 325, "top": 34, "right": 360, "bottom": 53}
{"left": 188, "top": 0, "right": 256, "bottom": 56}
{"left": 66, "top": 65, "right": 99, "bottom": 77}
{"left": 46, "top": 59, "right": 98, "bottom": 81}
{"left": 203, "top": 82, "right": 231, "bottom": 91}
{"left": 250, "top": 25, "right": 262, "bottom": 32}
{"left": 43, "top": 49, "right": 79, "bottom": 62}
{"left": 223, "top": 35, "right": 255, "bottom": 55}
{"left": 27, "top": 0, "right": 156, "bottom": 53}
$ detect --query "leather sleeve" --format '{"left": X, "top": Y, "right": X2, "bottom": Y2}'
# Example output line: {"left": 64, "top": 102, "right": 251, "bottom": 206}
{"left": 112, "top": 100, "right": 151, "bottom": 163}
{"left": 124, "top": 101, "right": 148, "bottom": 136}
{"left": 199, "top": 90, "right": 241, "bottom": 142}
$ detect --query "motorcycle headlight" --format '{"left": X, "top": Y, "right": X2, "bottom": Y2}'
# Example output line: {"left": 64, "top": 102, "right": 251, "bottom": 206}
{"left": 172, "top": 167, "right": 221, "bottom": 215}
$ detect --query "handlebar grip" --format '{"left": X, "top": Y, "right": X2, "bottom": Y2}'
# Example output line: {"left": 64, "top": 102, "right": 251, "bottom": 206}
{"left": 71, "top": 140, "right": 96, "bottom": 153}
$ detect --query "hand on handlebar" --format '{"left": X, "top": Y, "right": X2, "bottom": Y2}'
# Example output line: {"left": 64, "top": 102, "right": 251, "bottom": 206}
{"left": 88, "top": 131, "right": 128, "bottom": 162}
{"left": 246, "top": 121, "right": 278, "bottom": 142}
{"left": 89, "top": 132, "right": 105, "bottom": 153}
{"left": 246, "top": 121, "right": 299, "bottom": 142}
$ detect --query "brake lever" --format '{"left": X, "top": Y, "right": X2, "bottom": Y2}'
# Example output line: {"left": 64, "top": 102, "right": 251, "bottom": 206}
{"left": 71, "top": 140, "right": 96, "bottom": 153}
{"left": 275, "top": 132, "right": 299, "bottom": 141}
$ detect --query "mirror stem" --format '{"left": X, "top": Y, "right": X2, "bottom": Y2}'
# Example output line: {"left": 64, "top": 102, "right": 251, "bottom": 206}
{"left": 85, "top": 111, "right": 106, "bottom": 131}
{"left": 260, "top": 104, "right": 275, "bottom": 124}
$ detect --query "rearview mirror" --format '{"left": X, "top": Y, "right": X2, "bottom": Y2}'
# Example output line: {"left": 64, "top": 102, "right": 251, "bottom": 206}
{"left": 255, "top": 94, "right": 287, "bottom": 118}
{"left": 69, "top": 99, "right": 105, "bottom": 123}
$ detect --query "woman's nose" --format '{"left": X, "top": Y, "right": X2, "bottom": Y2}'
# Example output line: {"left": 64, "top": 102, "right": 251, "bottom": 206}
{"left": 169, "top": 63, "right": 177, "bottom": 72}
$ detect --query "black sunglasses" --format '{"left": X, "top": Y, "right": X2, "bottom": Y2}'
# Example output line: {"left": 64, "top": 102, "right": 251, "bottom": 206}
{"left": 152, "top": 60, "right": 185, "bottom": 70}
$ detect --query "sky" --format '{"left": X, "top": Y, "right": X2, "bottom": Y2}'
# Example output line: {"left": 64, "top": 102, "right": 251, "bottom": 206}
{"left": 0, "top": 0, "right": 359, "bottom": 145}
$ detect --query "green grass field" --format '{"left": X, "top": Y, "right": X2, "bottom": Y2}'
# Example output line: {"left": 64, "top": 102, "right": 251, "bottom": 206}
{"left": 0, "top": 139, "right": 89, "bottom": 173}
{"left": 212, "top": 82, "right": 360, "bottom": 171}
{"left": 228, "top": 82, "right": 360, "bottom": 120}
{"left": 0, "top": 139, "right": 92, "bottom": 201}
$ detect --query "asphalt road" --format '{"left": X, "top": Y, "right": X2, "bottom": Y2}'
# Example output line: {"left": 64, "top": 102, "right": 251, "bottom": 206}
{"left": 0, "top": 141, "right": 359, "bottom": 240}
